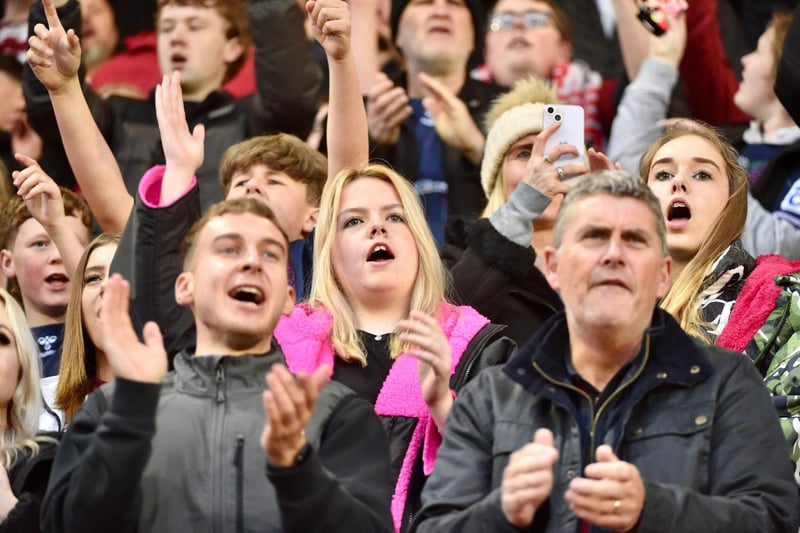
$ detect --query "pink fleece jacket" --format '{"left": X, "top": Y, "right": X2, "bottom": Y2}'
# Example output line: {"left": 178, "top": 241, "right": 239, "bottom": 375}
{"left": 274, "top": 302, "right": 490, "bottom": 531}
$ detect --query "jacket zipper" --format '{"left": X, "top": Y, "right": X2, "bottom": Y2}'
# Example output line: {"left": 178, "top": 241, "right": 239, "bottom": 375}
{"left": 234, "top": 435, "right": 245, "bottom": 533}
{"left": 533, "top": 333, "right": 651, "bottom": 461}
{"left": 213, "top": 360, "right": 227, "bottom": 533}
{"left": 216, "top": 363, "right": 226, "bottom": 403}
{"left": 451, "top": 323, "right": 505, "bottom": 391}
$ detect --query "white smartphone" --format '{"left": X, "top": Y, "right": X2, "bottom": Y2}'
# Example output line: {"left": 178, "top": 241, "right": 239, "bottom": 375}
{"left": 542, "top": 104, "right": 586, "bottom": 169}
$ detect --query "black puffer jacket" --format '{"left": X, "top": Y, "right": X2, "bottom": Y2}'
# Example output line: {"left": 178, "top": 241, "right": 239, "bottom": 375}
{"left": 442, "top": 217, "right": 563, "bottom": 347}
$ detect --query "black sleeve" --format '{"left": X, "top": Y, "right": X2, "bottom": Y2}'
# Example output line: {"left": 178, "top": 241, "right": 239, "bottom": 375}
{"left": 245, "top": 0, "right": 322, "bottom": 140}
{"left": 40, "top": 379, "right": 161, "bottom": 533}
{"left": 775, "top": 3, "right": 800, "bottom": 125}
{"left": 267, "top": 395, "right": 393, "bottom": 533}
{"left": 109, "top": 182, "right": 201, "bottom": 360}
{"left": 447, "top": 219, "right": 561, "bottom": 347}
{"left": 411, "top": 371, "right": 522, "bottom": 533}
{"left": 0, "top": 493, "right": 43, "bottom": 533}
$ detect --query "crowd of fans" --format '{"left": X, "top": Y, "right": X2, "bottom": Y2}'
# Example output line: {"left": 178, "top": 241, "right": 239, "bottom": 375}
{"left": 0, "top": 0, "right": 798, "bottom": 530}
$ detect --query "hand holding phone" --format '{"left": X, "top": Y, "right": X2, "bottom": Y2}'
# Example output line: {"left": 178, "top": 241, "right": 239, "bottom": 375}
{"left": 542, "top": 104, "right": 586, "bottom": 168}
{"left": 637, "top": 0, "right": 688, "bottom": 36}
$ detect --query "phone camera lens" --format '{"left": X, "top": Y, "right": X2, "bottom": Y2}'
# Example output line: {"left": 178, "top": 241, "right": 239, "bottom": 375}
{"left": 546, "top": 106, "right": 554, "bottom": 114}
{"left": 554, "top": 114, "right": 562, "bottom": 122}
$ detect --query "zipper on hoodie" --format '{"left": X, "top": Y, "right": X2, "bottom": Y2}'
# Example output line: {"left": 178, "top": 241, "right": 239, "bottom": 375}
{"left": 234, "top": 435, "right": 245, "bottom": 533}
{"left": 216, "top": 361, "right": 226, "bottom": 403}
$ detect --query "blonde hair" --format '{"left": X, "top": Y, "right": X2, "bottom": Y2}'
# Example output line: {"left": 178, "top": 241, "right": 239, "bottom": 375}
{"left": 57, "top": 234, "right": 120, "bottom": 422}
{"left": 481, "top": 76, "right": 561, "bottom": 217}
{"left": 0, "top": 288, "right": 44, "bottom": 468}
{"left": 639, "top": 121, "right": 748, "bottom": 342}
{"left": 310, "top": 164, "right": 448, "bottom": 365}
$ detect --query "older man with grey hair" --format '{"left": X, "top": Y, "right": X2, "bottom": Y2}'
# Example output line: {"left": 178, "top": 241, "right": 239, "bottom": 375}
{"left": 412, "top": 171, "right": 799, "bottom": 532}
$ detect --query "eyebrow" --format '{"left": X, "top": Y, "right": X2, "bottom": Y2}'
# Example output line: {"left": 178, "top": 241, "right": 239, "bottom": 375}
{"left": 338, "top": 204, "right": 404, "bottom": 219}
{"left": 212, "top": 233, "right": 287, "bottom": 254}
{"left": 84, "top": 265, "right": 106, "bottom": 275}
{"left": 652, "top": 157, "right": 721, "bottom": 171}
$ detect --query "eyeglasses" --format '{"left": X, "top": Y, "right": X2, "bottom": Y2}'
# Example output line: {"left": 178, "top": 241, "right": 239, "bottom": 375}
{"left": 488, "top": 10, "right": 553, "bottom": 32}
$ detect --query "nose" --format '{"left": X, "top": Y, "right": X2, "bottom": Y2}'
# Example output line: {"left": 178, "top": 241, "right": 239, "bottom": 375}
{"left": 49, "top": 247, "right": 63, "bottom": 265}
{"left": 370, "top": 221, "right": 387, "bottom": 237}
{"left": 241, "top": 246, "right": 263, "bottom": 271}
{"left": 602, "top": 235, "right": 624, "bottom": 266}
{"left": 244, "top": 179, "right": 263, "bottom": 197}
{"left": 670, "top": 175, "right": 688, "bottom": 193}
{"left": 432, "top": 0, "right": 450, "bottom": 15}
{"left": 169, "top": 23, "right": 188, "bottom": 42}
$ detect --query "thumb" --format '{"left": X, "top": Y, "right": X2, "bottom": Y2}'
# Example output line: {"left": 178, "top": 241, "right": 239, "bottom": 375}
{"left": 533, "top": 428, "right": 554, "bottom": 447}
{"left": 310, "top": 364, "right": 331, "bottom": 392}
{"left": 595, "top": 444, "right": 618, "bottom": 462}
{"left": 192, "top": 123, "right": 206, "bottom": 144}
{"left": 142, "top": 321, "right": 165, "bottom": 354}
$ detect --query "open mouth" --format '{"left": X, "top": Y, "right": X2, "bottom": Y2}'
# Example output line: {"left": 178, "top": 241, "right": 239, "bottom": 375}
{"left": 228, "top": 286, "right": 264, "bottom": 305}
{"left": 667, "top": 200, "right": 691, "bottom": 221}
{"left": 45, "top": 273, "right": 69, "bottom": 284}
{"left": 367, "top": 244, "right": 395, "bottom": 262}
{"left": 171, "top": 53, "right": 188, "bottom": 68}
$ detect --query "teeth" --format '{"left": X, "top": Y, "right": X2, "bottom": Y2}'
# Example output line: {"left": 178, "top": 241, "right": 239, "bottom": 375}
{"left": 672, "top": 201, "right": 686, "bottom": 208}
{"left": 373, "top": 245, "right": 387, "bottom": 253}
{"left": 238, "top": 287, "right": 259, "bottom": 295}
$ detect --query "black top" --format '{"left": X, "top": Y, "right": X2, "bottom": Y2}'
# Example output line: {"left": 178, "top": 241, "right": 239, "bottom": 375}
{"left": 332, "top": 332, "right": 394, "bottom": 405}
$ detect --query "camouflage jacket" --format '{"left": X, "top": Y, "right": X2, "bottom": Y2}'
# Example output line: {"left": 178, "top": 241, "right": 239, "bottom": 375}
{"left": 742, "top": 270, "right": 800, "bottom": 484}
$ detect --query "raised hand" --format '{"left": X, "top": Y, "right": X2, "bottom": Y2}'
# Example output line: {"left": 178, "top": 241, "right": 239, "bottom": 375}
{"left": 307, "top": 0, "right": 351, "bottom": 62}
{"left": 12, "top": 153, "right": 64, "bottom": 232}
{"left": 260, "top": 364, "right": 330, "bottom": 466}
{"left": 501, "top": 428, "right": 559, "bottom": 527}
{"left": 155, "top": 72, "right": 205, "bottom": 183}
{"left": 419, "top": 72, "right": 484, "bottom": 165}
{"left": 366, "top": 72, "right": 412, "bottom": 145}
{"left": 26, "top": 0, "right": 81, "bottom": 94}
{"left": 564, "top": 444, "right": 645, "bottom": 532}
{"left": 587, "top": 147, "right": 622, "bottom": 172}
{"left": 100, "top": 274, "right": 168, "bottom": 384}
{"left": 397, "top": 311, "right": 453, "bottom": 430}
{"left": 647, "top": 0, "right": 688, "bottom": 68}
{"left": 521, "top": 121, "right": 588, "bottom": 198}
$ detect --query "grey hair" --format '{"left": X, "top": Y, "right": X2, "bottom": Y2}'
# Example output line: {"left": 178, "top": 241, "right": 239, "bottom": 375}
{"left": 552, "top": 170, "right": 668, "bottom": 257}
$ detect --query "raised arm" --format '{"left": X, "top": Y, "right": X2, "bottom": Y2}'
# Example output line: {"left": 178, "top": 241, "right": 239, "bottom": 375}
{"left": 108, "top": 74, "right": 205, "bottom": 357}
{"left": 308, "top": 0, "right": 369, "bottom": 179}
{"left": 26, "top": 0, "right": 131, "bottom": 233}
{"left": 248, "top": 0, "right": 322, "bottom": 140}
{"left": 11, "top": 153, "right": 85, "bottom": 276}
{"left": 41, "top": 275, "right": 166, "bottom": 533}
{"left": 155, "top": 72, "right": 205, "bottom": 205}
{"left": 606, "top": 7, "right": 686, "bottom": 174}
{"left": 612, "top": 0, "right": 654, "bottom": 81}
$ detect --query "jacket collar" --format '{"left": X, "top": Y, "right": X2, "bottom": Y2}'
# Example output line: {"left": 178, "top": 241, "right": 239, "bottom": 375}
{"left": 505, "top": 308, "right": 713, "bottom": 393}
{"left": 173, "top": 342, "right": 286, "bottom": 396}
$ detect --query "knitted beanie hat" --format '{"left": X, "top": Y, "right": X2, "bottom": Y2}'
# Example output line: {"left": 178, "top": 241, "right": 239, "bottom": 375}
{"left": 480, "top": 102, "right": 545, "bottom": 196}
